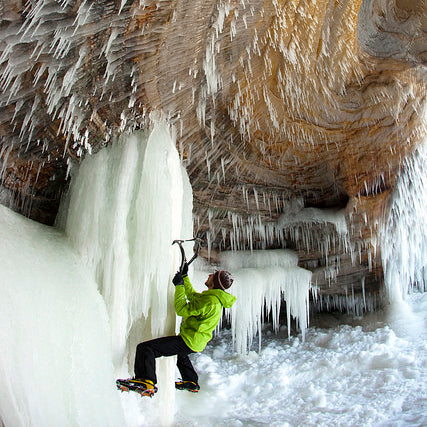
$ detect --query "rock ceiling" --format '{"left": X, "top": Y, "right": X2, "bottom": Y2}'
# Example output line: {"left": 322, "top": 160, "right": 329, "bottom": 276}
{"left": 0, "top": 0, "right": 425, "bottom": 307}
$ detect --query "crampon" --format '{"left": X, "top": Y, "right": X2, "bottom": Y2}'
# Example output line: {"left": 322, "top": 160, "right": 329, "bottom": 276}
{"left": 116, "top": 378, "right": 158, "bottom": 398}
{"left": 175, "top": 380, "right": 200, "bottom": 393}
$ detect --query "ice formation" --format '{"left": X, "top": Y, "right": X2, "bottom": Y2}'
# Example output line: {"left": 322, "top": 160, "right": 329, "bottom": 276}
{"left": 202, "top": 197, "right": 349, "bottom": 257}
{"left": 219, "top": 249, "right": 312, "bottom": 353}
{"left": 61, "top": 116, "right": 194, "bottom": 424}
{"left": 381, "top": 142, "right": 427, "bottom": 301}
{"left": 0, "top": 205, "right": 125, "bottom": 426}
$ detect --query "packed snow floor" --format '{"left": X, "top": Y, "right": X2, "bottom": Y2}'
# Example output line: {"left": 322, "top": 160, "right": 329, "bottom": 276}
{"left": 172, "top": 294, "right": 427, "bottom": 427}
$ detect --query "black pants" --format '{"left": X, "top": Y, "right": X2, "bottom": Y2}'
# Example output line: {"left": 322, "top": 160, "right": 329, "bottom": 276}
{"left": 134, "top": 335, "right": 198, "bottom": 384}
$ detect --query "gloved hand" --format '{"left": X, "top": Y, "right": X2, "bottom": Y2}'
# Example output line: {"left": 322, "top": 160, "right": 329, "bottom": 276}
{"left": 180, "top": 262, "right": 188, "bottom": 276}
{"left": 172, "top": 271, "right": 184, "bottom": 286}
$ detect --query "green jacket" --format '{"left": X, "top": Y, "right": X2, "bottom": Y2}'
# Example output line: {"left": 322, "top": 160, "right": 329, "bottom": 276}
{"left": 174, "top": 275, "right": 236, "bottom": 352}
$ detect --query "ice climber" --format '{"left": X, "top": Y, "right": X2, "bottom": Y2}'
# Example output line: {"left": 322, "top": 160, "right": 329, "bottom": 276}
{"left": 116, "top": 263, "right": 236, "bottom": 396}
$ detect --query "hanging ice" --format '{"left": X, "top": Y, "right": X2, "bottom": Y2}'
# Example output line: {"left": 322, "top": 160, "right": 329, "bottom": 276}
{"left": 219, "top": 249, "right": 312, "bottom": 353}
{"left": 381, "top": 142, "right": 427, "bottom": 302}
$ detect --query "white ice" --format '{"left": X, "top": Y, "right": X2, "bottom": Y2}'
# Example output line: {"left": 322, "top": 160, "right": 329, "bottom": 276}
{"left": 61, "top": 116, "right": 194, "bottom": 425}
{"left": 0, "top": 204, "right": 125, "bottom": 427}
{"left": 219, "top": 250, "right": 312, "bottom": 352}
{"left": 381, "top": 142, "right": 427, "bottom": 301}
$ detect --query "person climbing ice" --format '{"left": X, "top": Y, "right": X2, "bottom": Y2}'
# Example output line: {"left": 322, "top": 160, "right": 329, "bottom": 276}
{"left": 116, "top": 263, "right": 236, "bottom": 397}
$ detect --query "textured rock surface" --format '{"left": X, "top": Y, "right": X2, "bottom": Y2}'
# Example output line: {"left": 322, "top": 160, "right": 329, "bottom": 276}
{"left": 0, "top": 0, "right": 425, "bottom": 310}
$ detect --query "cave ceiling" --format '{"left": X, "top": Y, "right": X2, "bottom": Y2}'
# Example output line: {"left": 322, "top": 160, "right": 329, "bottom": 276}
{"left": 0, "top": 0, "right": 426, "bottom": 303}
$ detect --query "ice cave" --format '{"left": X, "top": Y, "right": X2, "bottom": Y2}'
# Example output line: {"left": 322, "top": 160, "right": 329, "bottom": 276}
{"left": 0, "top": 1, "right": 426, "bottom": 426}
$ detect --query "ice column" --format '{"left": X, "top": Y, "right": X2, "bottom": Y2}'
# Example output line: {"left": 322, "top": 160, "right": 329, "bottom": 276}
{"left": 63, "top": 116, "right": 193, "bottom": 424}
{"left": 381, "top": 142, "right": 427, "bottom": 301}
{"left": 219, "top": 249, "right": 312, "bottom": 353}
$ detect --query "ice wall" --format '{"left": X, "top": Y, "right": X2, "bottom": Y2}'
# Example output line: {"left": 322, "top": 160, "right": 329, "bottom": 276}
{"left": 219, "top": 249, "right": 312, "bottom": 353}
{"left": 62, "top": 117, "right": 193, "bottom": 425}
{"left": 0, "top": 205, "right": 125, "bottom": 426}
{"left": 381, "top": 142, "right": 427, "bottom": 302}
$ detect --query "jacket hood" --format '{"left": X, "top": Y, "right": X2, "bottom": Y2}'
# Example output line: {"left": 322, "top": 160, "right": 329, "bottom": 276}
{"left": 205, "top": 289, "right": 236, "bottom": 308}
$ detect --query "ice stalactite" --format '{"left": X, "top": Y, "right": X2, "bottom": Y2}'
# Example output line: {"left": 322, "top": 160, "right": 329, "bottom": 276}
{"left": 204, "top": 197, "right": 349, "bottom": 258}
{"left": 381, "top": 142, "right": 427, "bottom": 302}
{"left": 312, "top": 287, "right": 383, "bottom": 317}
{"left": 218, "top": 249, "right": 312, "bottom": 353}
{"left": 278, "top": 201, "right": 350, "bottom": 259}
{"left": 62, "top": 115, "right": 193, "bottom": 424}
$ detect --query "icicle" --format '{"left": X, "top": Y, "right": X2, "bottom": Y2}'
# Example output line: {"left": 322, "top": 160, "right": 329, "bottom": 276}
{"left": 219, "top": 249, "right": 312, "bottom": 353}
{"left": 380, "top": 143, "right": 427, "bottom": 301}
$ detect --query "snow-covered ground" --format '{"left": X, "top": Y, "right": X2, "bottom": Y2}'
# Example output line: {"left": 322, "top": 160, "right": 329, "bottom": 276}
{"left": 174, "top": 294, "right": 427, "bottom": 427}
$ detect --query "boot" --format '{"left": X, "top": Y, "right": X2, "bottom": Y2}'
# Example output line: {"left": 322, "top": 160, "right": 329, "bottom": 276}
{"left": 175, "top": 379, "right": 200, "bottom": 393}
{"left": 116, "top": 378, "right": 158, "bottom": 397}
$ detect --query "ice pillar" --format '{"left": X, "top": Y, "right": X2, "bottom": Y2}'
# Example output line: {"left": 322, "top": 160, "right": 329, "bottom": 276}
{"left": 63, "top": 116, "right": 193, "bottom": 425}
{"left": 381, "top": 143, "right": 427, "bottom": 302}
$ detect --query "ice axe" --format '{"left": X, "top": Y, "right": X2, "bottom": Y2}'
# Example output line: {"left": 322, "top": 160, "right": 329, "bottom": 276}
{"left": 172, "top": 237, "right": 203, "bottom": 273}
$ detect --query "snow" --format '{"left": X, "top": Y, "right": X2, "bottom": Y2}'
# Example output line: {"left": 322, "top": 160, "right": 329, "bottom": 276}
{"left": 175, "top": 292, "right": 427, "bottom": 426}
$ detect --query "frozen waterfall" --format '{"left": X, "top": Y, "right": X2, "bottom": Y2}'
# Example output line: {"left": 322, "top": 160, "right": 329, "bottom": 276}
{"left": 381, "top": 142, "right": 427, "bottom": 301}
{"left": 62, "top": 117, "right": 194, "bottom": 424}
